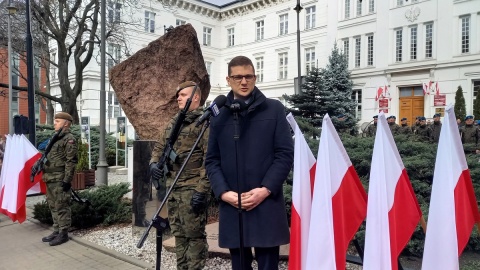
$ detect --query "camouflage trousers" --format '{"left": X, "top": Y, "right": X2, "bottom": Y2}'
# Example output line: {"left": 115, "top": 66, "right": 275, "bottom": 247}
{"left": 167, "top": 187, "right": 208, "bottom": 270}
{"left": 45, "top": 182, "right": 71, "bottom": 232}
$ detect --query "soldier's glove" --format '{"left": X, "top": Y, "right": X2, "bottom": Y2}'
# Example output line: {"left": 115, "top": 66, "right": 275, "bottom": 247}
{"left": 190, "top": 192, "right": 207, "bottom": 215}
{"left": 61, "top": 182, "right": 71, "bottom": 192}
{"left": 150, "top": 163, "right": 164, "bottom": 182}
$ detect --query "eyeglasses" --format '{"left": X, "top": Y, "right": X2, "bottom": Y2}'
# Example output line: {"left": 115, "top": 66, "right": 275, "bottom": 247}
{"left": 229, "top": 74, "right": 256, "bottom": 82}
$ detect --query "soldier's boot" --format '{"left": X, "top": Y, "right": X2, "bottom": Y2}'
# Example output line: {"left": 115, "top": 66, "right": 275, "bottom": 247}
{"left": 42, "top": 231, "right": 59, "bottom": 242}
{"left": 134, "top": 215, "right": 150, "bottom": 227}
{"left": 49, "top": 230, "right": 69, "bottom": 246}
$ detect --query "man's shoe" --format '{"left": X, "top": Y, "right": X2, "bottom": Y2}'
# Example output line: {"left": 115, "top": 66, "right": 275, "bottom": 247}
{"left": 49, "top": 231, "right": 69, "bottom": 246}
{"left": 42, "top": 231, "right": 59, "bottom": 242}
{"left": 134, "top": 219, "right": 150, "bottom": 227}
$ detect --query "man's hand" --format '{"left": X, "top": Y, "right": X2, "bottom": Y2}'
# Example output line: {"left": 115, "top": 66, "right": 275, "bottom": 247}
{"left": 150, "top": 163, "right": 164, "bottom": 181}
{"left": 61, "top": 182, "right": 71, "bottom": 192}
{"left": 221, "top": 191, "right": 241, "bottom": 208}
{"left": 190, "top": 192, "right": 208, "bottom": 215}
{"left": 241, "top": 187, "right": 270, "bottom": 211}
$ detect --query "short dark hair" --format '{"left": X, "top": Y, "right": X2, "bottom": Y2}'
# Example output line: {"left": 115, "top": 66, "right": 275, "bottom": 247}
{"left": 228, "top": 56, "right": 255, "bottom": 76}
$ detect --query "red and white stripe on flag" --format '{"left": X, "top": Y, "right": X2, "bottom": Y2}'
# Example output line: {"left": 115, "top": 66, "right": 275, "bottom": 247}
{"left": 286, "top": 113, "right": 316, "bottom": 270}
{"left": 305, "top": 114, "right": 367, "bottom": 270}
{"left": 363, "top": 112, "right": 422, "bottom": 270}
{"left": 375, "top": 87, "right": 384, "bottom": 101}
{"left": 0, "top": 135, "right": 45, "bottom": 223}
{"left": 421, "top": 105, "right": 480, "bottom": 270}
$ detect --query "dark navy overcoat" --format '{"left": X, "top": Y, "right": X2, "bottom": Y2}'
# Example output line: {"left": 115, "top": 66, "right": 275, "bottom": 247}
{"left": 205, "top": 88, "right": 294, "bottom": 248}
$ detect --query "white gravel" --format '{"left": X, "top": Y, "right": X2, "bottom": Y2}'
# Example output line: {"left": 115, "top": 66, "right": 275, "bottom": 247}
{"left": 27, "top": 172, "right": 360, "bottom": 269}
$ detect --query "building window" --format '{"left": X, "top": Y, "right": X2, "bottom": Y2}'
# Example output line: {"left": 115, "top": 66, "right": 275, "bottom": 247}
{"left": 205, "top": 61, "right": 212, "bottom": 75}
{"left": 176, "top": 19, "right": 186, "bottom": 26}
{"left": 367, "top": 35, "right": 374, "bottom": 66}
{"left": 51, "top": 52, "right": 57, "bottom": 80}
{"left": 227, "top": 28, "right": 235, "bottom": 47}
{"left": 203, "top": 27, "right": 212, "bottom": 46}
{"left": 256, "top": 20, "right": 264, "bottom": 41}
{"left": 397, "top": 0, "right": 404, "bottom": 6}
{"left": 11, "top": 53, "right": 19, "bottom": 86}
{"left": 108, "top": 1, "right": 121, "bottom": 23}
{"left": 108, "top": 43, "right": 121, "bottom": 70}
{"left": 473, "top": 81, "right": 480, "bottom": 100}
{"left": 256, "top": 57, "right": 264, "bottom": 82}
{"left": 305, "top": 47, "right": 316, "bottom": 73}
{"left": 305, "top": 6, "right": 316, "bottom": 29}
{"left": 108, "top": 92, "right": 121, "bottom": 118}
{"left": 278, "top": 53, "right": 288, "bottom": 80}
{"left": 144, "top": 11, "right": 155, "bottom": 33}
{"left": 343, "top": 39, "right": 350, "bottom": 67}
{"left": 35, "top": 97, "right": 40, "bottom": 124}
{"left": 279, "top": 14, "right": 288, "bottom": 35}
{"left": 354, "top": 37, "right": 361, "bottom": 68}
{"left": 369, "top": 0, "right": 374, "bottom": 13}
{"left": 351, "top": 89, "right": 362, "bottom": 120}
{"left": 34, "top": 58, "right": 41, "bottom": 89}
{"left": 461, "top": 16, "right": 470, "bottom": 54}
{"left": 396, "top": 29, "right": 403, "bottom": 62}
{"left": 425, "top": 23, "right": 433, "bottom": 58}
{"left": 345, "top": 0, "right": 351, "bottom": 19}
{"left": 410, "top": 27, "right": 417, "bottom": 60}
{"left": 12, "top": 91, "right": 18, "bottom": 116}
{"left": 356, "top": 0, "right": 362, "bottom": 16}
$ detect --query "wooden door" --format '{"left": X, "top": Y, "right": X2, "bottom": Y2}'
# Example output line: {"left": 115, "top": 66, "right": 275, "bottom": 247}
{"left": 399, "top": 86, "right": 424, "bottom": 125}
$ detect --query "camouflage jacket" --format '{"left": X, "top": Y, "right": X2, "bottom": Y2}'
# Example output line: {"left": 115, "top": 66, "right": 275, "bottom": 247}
{"left": 430, "top": 122, "right": 442, "bottom": 142}
{"left": 415, "top": 125, "right": 432, "bottom": 141}
{"left": 42, "top": 130, "right": 78, "bottom": 183}
{"left": 460, "top": 125, "right": 480, "bottom": 145}
{"left": 150, "top": 108, "right": 210, "bottom": 193}
{"left": 399, "top": 124, "right": 412, "bottom": 135}
{"left": 388, "top": 123, "right": 401, "bottom": 135}
{"left": 366, "top": 124, "right": 377, "bottom": 137}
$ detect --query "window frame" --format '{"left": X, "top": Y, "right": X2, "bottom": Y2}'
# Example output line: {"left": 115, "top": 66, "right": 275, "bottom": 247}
{"left": 425, "top": 23, "right": 433, "bottom": 58}
{"left": 203, "top": 26, "right": 212, "bottom": 46}
{"left": 354, "top": 36, "right": 361, "bottom": 68}
{"left": 410, "top": 26, "right": 417, "bottom": 60}
{"left": 305, "top": 47, "right": 316, "bottom": 73}
{"left": 279, "top": 14, "right": 289, "bottom": 36}
{"left": 278, "top": 52, "right": 288, "bottom": 80}
{"left": 395, "top": 29, "right": 403, "bottom": 62}
{"left": 461, "top": 16, "right": 470, "bottom": 54}
{"left": 227, "top": 27, "right": 235, "bottom": 47}
{"left": 305, "top": 6, "right": 316, "bottom": 29}
{"left": 256, "top": 20, "right": 264, "bottom": 41}
{"left": 367, "top": 35, "right": 374, "bottom": 66}
{"left": 255, "top": 57, "right": 264, "bottom": 83}
{"left": 144, "top": 11, "right": 155, "bottom": 33}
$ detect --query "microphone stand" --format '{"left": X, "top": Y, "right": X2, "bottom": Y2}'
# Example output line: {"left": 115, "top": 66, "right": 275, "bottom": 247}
{"left": 137, "top": 118, "right": 211, "bottom": 270}
{"left": 232, "top": 109, "right": 246, "bottom": 270}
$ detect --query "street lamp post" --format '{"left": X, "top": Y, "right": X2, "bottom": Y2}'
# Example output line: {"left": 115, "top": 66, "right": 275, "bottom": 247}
{"left": 294, "top": 1, "right": 303, "bottom": 94}
{"left": 6, "top": 1, "right": 18, "bottom": 135}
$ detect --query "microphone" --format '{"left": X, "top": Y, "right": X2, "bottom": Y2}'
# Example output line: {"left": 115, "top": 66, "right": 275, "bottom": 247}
{"left": 229, "top": 99, "right": 248, "bottom": 112}
{"left": 196, "top": 95, "right": 227, "bottom": 127}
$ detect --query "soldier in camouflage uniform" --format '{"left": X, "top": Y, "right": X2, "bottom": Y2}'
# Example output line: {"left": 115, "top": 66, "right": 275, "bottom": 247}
{"left": 150, "top": 81, "right": 210, "bottom": 270}
{"left": 415, "top": 116, "right": 432, "bottom": 141}
{"left": 387, "top": 115, "right": 401, "bottom": 135}
{"left": 460, "top": 115, "right": 480, "bottom": 145}
{"left": 411, "top": 116, "right": 421, "bottom": 134}
{"left": 366, "top": 115, "right": 378, "bottom": 137}
{"left": 399, "top": 117, "right": 412, "bottom": 135}
{"left": 430, "top": 113, "right": 442, "bottom": 142}
{"left": 40, "top": 112, "right": 78, "bottom": 246}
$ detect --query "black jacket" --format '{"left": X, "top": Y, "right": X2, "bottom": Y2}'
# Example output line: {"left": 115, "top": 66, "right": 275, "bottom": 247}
{"left": 205, "top": 87, "right": 294, "bottom": 248}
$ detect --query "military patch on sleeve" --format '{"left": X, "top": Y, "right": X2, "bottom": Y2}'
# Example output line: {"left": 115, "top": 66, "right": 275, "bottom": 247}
{"left": 68, "top": 140, "right": 75, "bottom": 144}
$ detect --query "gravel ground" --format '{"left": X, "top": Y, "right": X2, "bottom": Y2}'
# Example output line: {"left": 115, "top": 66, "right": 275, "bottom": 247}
{"left": 26, "top": 172, "right": 360, "bottom": 270}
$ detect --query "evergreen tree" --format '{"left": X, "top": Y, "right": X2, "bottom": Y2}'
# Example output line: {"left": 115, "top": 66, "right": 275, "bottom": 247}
{"left": 454, "top": 85, "right": 467, "bottom": 121}
{"left": 319, "top": 44, "right": 358, "bottom": 133}
{"left": 473, "top": 89, "right": 480, "bottom": 120}
{"left": 283, "top": 67, "right": 323, "bottom": 129}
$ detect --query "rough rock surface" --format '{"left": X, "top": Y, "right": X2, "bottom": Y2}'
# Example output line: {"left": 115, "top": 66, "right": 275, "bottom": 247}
{"left": 109, "top": 24, "right": 211, "bottom": 140}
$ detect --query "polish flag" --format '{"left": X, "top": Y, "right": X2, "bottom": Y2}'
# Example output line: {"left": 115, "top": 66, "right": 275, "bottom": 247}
{"left": 363, "top": 112, "right": 422, "bottom": 270}
{"left": 435, "top": 82, "right": 440, "bottom": 95}
{"left": 423, "top": 83, "right": 430, "bottom": 96}
{"left": 286, "top": 113, "right": 316, "bottom": 270}
{"left": 305, "top": 114, "right": 367, "bottom": 270}
{"left": 375, "top": 86, "right": 384, "bottom": 101}
{"left": 421, "top": 105, "right": 480, "bottom": 270}
{"left": 0, "top": 135, "right": 45, "bottom": 223}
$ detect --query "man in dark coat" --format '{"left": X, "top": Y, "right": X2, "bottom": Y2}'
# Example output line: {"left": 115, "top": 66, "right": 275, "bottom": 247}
{"left": 399, "top": 117, "right": 412, "bottom": 135}
{"left": 205, "top": 56, "right": 294, "bottom": 270}
{"left": 430, "top": 113, "right": 442, "bottom": 142}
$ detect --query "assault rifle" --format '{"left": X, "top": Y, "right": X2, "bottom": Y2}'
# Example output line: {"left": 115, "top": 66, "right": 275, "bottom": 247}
{"left": 150, "top": 84, "right": 198, "bottom": 189}
{"left": 30, "top": 127, "right": 64, "bottom": 182}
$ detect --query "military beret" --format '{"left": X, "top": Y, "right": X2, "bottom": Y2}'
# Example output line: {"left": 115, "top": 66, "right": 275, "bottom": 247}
{"left": 54, "top": 112, "right": 73, "bottom": 122}
{"left": 401, "top": 117, "right": 407, "bottom": 121}
{"left": 337, "top": 114, "right": 345, "bottom": 118}
{"left": 175, "top": 81, "right": 198, "bottom": 98}
{"left": 433, "top": 113, "right": 441, "bottom": 118}
{"left": 390, "top": 115, "right": 396, "bottom": 119}
{"left": 465, "top": 115, "right": 474, "bottom": 120}
{"left": 419, "top": 116, "right": 426, "bottom": 121}
{"left": 373, "top": 115, "right": 378, "bottom": 119}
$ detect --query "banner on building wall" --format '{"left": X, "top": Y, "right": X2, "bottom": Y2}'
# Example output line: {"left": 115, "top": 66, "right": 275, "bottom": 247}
{"left": 116, "top": 117, "right": 127, "bottom": 166}
{"left": 379, "top": 98, "right": 389, "bottom": 113}
{"left": 435, "top": 108, "right": 445, "bottom": 117}
{"left": 434, "top": 95, "right": 446, "bottom": 106}
{"left": 80, "top": 116, "right": 91, "bottom": 169}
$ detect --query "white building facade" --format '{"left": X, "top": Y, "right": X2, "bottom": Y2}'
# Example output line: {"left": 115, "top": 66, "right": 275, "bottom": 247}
{"left": 50, "top": 0, "right": 480, "bottom": 135}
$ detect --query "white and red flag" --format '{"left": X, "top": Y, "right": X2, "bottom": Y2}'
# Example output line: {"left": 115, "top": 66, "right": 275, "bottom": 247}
{"left": 305, "top": 114, "right": 367, "bottom": 270}
{"left": 423, "top": 82, "right": 430, "bottom": 96}
{"left": 0, "top": 135, "right": 45, "bottom": 223}
{"left": 363, "top": 112, "right": 422, "bottom": 270}
{"left": 375, "top": 86, "right": 384, "bottom": 101}
{"left": 421, "top": 105, "right": 480, "bottom": 270}
{"left": 434, "top": 82, "right": 440, "bottom": 95}
{"left": 286, "top": 113, "right": 317, "bottom": 270}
